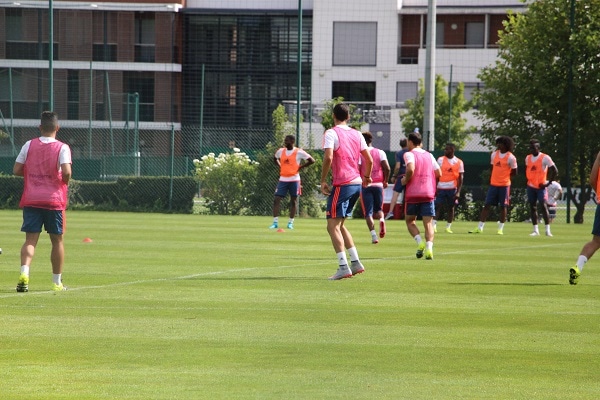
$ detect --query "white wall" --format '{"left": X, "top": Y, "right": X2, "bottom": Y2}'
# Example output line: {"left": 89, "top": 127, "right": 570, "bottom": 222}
{"left": 312, "top": 0, "right": 400, "bottom": 105}
{"left": 186, "top": 0, "right": 314, "bottom": 10}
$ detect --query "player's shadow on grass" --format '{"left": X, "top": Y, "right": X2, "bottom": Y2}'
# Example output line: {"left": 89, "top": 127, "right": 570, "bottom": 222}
{"left": 451, "top": 282, "right": 566, "bottom": 287}
{"left": 189, "top": 276, "right": 323, "bottom": 281}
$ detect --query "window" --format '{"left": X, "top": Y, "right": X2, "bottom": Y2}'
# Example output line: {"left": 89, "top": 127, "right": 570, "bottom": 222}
{"left": 123, "top": 72, "right": 155, "bottom": 121}
{"left": 450, "top": 82, "right": 482, "bottom": 102}
{"left": 466, "top": 22, "right": 485, "bottom": 48}
{"left": 436, "top": 22, "right": 444, "bottom": 48}
{"left": 332, "top": 81, "right": 375, "bottom": 102}
{"left": 67, "top": 70, "right": 79, "bottom": 120}
{"left": 5, "top": 8, "right": 23, "bottom": 41}
{"left": 422, "top": 22, "right": 446, "bottom": 48}
{"left": 396, "top": 82, "right": 418, "bottom": 106}
{"left": 0, "top": 68, "right": 24, "bottom": 101}
{"left": 135, "top": 12, "right": 155, "bottom": 62}
{"left": 93, "top": 44, "right": 117, "bottom": 62}
{"left": 333, "top": 22, "right": 377, "bottom": 66}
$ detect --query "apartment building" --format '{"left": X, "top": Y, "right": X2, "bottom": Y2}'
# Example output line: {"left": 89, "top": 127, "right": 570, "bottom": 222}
{"left": 0, "top": 0, "right": 527, "bottom": 158}
{"left": 185, "top": 0, "right": 526, "bottom": 151}
{"left": 0, "top": 1, "right": 182, "bottom": 159}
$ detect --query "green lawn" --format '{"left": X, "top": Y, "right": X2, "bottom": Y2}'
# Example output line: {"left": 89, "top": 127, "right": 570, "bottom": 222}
{"left": 1, "top": 210, "right": 599, "bottom": 399}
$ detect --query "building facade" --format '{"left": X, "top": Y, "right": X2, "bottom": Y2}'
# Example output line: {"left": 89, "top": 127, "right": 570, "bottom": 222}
{"left": 0, "top": 0, "right": 527, "bottom": 161}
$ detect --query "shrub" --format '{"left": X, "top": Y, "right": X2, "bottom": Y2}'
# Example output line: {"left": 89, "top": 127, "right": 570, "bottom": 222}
{"left": 193, "top": 148, "right": 259, "bottom": 215}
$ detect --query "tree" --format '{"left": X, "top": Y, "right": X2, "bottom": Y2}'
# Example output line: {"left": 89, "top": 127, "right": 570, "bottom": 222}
{"left": 319, "top": 97, "right": 364, "bottom": 130}
{"left": 476, "top": 0, "right": 600, "bottom": 223}
{"left": 246, "top": 104, "right": 322, "bottom": 217}
{"left": 400, "top": 74, "right": 477, "bottom": 151}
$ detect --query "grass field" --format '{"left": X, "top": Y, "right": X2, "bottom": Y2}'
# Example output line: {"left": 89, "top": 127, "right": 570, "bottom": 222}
{"left": 1, "top": 209, "right": 600, "bottom": 399}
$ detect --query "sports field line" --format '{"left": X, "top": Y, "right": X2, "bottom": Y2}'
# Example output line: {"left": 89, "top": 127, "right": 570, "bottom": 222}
{"left": 0, "top": 241, "right": 579, "bottom": 299}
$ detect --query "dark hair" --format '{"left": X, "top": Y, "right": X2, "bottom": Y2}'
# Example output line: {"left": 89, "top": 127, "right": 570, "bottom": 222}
{"left": 333, "top": 103, "right": 350, "bottom": 122}
{"left": 530, "top": 138, "right": 540, "bottom": 147}
{"left": 362, "top": 131, "right": 373, "bottom": 145}
{"left": 495, "top": 135, "right": 515, "bottom": 152}
{"left": 285, "top": 134, "right": 296, "bottom": 143}
{"left": 408, "top": 131, "right": 422, "bottom": 146}
{"left": 445, "top": 143, "right": 456, "bottom": 151}
{"left": 40, "top": 111, "right": 58, "bottom": 133}
{"left": 400, "top": 138, "right": 408, "bottom": 148}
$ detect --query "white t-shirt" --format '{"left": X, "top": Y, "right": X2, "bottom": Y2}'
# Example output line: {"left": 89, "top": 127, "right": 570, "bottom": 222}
{"left": 546, "top": 181, "right": 563, "bottom": 205}
{"left": 16, "top": 136, "right": 72, "bottom": 170}
{"left": 322, "top": 124, "right": 368, "bottom": 152}
{"left": 436, "top": 156, "right": 465, "bottom": 190}
{"left": 322, "top": 124, "right": 368, "bottom": 185}
{"left": 404, "top": 148, "right": 440, "bottom": 172}
{"left": 359, "top": 147, "right": 387, "bottom": 188}
{"left": 274, "top": 147, "right": 312, "bottom": 182}
{"left": 490, "top": 151, "right": 518, "bottom": 169}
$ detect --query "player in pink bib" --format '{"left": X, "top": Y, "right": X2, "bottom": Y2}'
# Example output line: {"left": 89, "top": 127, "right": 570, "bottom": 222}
{"left": 321, "top": 103, "right": 372, "bottom": 280}
{"left": 14, "top": 111, "right": 72, "bottom": 292}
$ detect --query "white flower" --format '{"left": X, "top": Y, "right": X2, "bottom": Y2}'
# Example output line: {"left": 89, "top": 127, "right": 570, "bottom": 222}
{"left": 208, "top": 152, "right": 215, "bottom": 157}
{"left": 201, "top": 155, "right": 208, "bottom": 161}
{"left": 233, "top": 147, "right": 240, "bottom": 153}
{"left": 193, "top": 159, "right": 200, "bottom": 164}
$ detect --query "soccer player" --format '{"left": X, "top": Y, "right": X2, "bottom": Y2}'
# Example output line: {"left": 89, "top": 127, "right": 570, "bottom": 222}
{"left": 321, "top": 103, "right": 372, "bottom": 280}
{"left": 269, "top": 134, "right": 315, "bottom": 230}
{"left": 525, "top": 139, "right": 558, "bottom": 236}
{"left": 433, "top": 143, "right": 464, "bottom": 234}
{"left": 569, "top": 151, "right": 600, "bottom": 285}
{"left": 385, "top": 137, "right": 409, "bottom": 220}
{"left": 546, "top": 180, "right": 563, "bottom": 222}
{"left": 401, "top": 130, "right": 441, "bottom": 260}
{"left": 360, "top": 132, "right": 390, "bottom": 244}
{"left": 469, "top": 136, "right": 517, "bottom": 235}
{"left": 14, "top": 111, "right": 72, "bottom": 292}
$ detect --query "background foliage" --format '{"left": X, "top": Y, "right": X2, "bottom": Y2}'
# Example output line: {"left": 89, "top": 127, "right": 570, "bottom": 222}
{"left": 476, "top": 0, "right": 600, "bottom": 223}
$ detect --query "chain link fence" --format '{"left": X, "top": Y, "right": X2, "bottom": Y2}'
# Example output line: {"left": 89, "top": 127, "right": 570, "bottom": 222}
{"left": 1, "top": 112, "right": 588, "bottom": 221}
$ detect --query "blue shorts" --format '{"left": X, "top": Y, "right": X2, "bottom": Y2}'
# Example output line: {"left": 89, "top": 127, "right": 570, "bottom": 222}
{"left": 548, "top": 204, "right": 557, "bottom": 219}
{"left": 21, "top": 207, "right": 65, "bottom": 235}
{"left": 592, "top": 204, "right": 600, "bottom": 236}
{"left": 527, "top": 186, "right": 547, "bottom": 204}
{"left": 405, "top": 201, "right": 436, "bottom": 218}
{"left": 485, "top": 185, "right": 510, "bottom": 207}
{"left": 435, "top": 189, "right": 457, "bottom": 206}
{"left": 393, "top": 177, "right": 405, "bottom": 193}
{"left": 275, "top": 181, "right": 301, "bottom": 198}
{"left": 360, "top": 186, "right": 384, "bottom": 217}
{"left": 326, "top": 184, "right": 361, "bottom": 219}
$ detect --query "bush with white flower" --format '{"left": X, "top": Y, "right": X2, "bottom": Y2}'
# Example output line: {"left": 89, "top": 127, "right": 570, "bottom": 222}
{"left": 193, "top": 148, "right": 259, "bottom": 215}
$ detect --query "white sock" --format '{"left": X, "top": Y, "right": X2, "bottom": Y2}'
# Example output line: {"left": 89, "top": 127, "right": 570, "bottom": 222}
{"left": 370, "top": 229, "right": 377, "bottom": 240}
{"left": 52, "top": 273, "right": 62, "bottom": 285}
{"left": 478, "top": 222, "right": 485, "bottom": 230}
{"left": 446, "top": 223, "right": 452, "bottom": 229}
{"left": 20, "top": 265, "right": 30, "bottom": 276}
{"left": 433, "top": 220, "right": 437, "bottom": 227}
{"left": 288, "top": 218, "right": 294, "bottom": 224}
{"left": 545, "top": 225, "right": 551, "bottom": 234}
{"left": 347, "top": 246, "right": 359, "bottom": 262}
{"left": 336, "top": 251, "right": 348, "bottom": 267}
{"left": 426, "top": 241, "right": 433, "bottom": 251}
{"left": 273, "top": 217, "right": 279, "bottom": 224}
{"left": 414, "top": 234, "right": 422, "bottom": 245}
{"left": 532, "top": 224, "right": 539, "bottom": 233}
{"left": 577, "top": 255, "right": 588, "bottom": 271}
{"left": 498, "top": 222, "right": 505, "bottom": 231}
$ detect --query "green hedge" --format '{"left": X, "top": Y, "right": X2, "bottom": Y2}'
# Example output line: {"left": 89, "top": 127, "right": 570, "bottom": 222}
{"left": 0, "top": 176, "right": 197, "bottom": 214}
